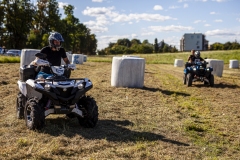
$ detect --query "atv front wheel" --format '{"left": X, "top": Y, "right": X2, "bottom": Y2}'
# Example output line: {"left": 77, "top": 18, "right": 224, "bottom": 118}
{"left": 16, "top": 92, "right": 25, "bottom": 119}
{"left": 77, "top": 96, "right": 98, "bottom": 128}
{"left": 209, "top": 74, "right": 214, "bottom": 87}
{"left": 24, "top": 97, "right": 45, "bottom": 130}
{"left": 186, "top": 73, "right": 192, "bottom": 87}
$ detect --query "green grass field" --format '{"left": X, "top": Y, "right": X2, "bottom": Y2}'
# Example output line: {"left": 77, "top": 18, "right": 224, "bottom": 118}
{"left": 89, "top": 50, "right": 240, "bottom": 64}
{"left": 1, "top": 50, "right": 240, "bottom": 64}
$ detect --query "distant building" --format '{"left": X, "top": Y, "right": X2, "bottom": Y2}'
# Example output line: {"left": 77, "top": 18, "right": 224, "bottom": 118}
{"left": 180, "top": 33, "right": 209, "bottom": 51}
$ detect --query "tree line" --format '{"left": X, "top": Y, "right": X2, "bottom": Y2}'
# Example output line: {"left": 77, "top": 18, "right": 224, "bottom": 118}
{"left": 98, "top": 37, "right": 240, "bottom": 55}
{"left": 0, "top": 0, "right": 97, "bottom": 55}
{"left": 97, "top": 38, "right": 178, "bottom": 55}
{"left": 209, "top": 41, "right": 240, "bottom": 50}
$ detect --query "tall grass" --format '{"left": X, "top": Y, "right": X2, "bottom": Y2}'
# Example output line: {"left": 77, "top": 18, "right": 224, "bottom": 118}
{"left": 88, "top": 50, "right": 240, "bottom": 64}
{"left": 0, "top": 55, "right": 20, "bottom": 63}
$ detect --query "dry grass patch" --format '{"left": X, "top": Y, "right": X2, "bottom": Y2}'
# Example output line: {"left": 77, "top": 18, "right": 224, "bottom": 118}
{"left": 0, "top": 62, "right": 239, "bottom": 159}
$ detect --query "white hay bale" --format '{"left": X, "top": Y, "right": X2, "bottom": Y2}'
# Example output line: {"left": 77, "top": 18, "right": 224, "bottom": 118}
{"left": 122, "top": 55, "right": 139, "bottom": 58}
{"left": 71, "top": 54, "right": 84, "bottom": 64}
{"left": 205, "top": 59, "right": 224, "bottom": 77}
{"left": 229, "top": 60, "right": 239, "bottom": 69}
{"left": 174, "top": 59, "right": 184, "bottom": 67}
{"left": 83, "top": 55, "right": 87, "bottom": 62}
{"left": 20, "top": 49, "right": 40, "bottom": 67}
{"left": 111, "top": 57, "right": 145, "bottom": 88}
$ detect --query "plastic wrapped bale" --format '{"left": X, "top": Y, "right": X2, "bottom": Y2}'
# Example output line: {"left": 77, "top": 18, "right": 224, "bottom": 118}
{"left": 205, "top": 59, "right": 224, "bottom": 77}
{"left": 20, "top": 49, "right": 40, "bottom": 67}
{"left": 111, "top": 57, "right": 145, "bottom": 88}
{"left": 174, "top": 59, "right": 184, "bottom": 67}
{"left": 71, "top": 54, "right": 84, "bottom": 64}
{"left": 229, "top": 60, "right": 239, "bottom": 69}
{"left": 83, "top": 55, "right": 87, "bottom": 62}
{"left": 122, "top": 55, "right": 139, "bottom": 58}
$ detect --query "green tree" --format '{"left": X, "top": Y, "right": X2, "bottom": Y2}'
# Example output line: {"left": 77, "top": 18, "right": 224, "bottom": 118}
{"left": 163, "top": 45, "right": 169, "bottom": 52}
{"left": 2, "top": 0, "right": 35, "bottom": 49}
{"left": 117, "top": 38, "right": 131, "bottom": 47}
{"left": 131, "top": 38, "right": 141, "bottom": 46}
{"left": 154, "top": 38, "right": 159, "bottom": 53}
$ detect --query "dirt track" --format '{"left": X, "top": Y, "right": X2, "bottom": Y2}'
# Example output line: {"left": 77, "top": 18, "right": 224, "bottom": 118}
{"left": 0, "top": 62, "right": 240, "bottom": 159}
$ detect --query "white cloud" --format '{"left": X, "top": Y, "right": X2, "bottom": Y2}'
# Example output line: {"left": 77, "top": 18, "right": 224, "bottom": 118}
{"left": 194, "top": 20, "right": 206, "bottom": 23}
{"left": 87, "top": 26, "right": 108, "bottom": 33}
{"left": 164, "top": 36, "right": 181, "bottom": 48}
{"left": 112, "top": 13, "right": 177, "bottom": 22}
{"left": 149, "top": 25, "right": 194, "bottom": 32}
{"left": 169, "top": 6, "right": 180, "bottom": 9}
{"left": 58, "top": 2, "right": 68, "bottom": 9}
{"left": 178, "top": 0, "right": 190, "bottom": 2}
{"left": 141, "top": 32, "right": 155, "bottom": 36}
{"left": 83, "top": 6, "right": 176, "bottom": 23}
{"left": 183, "top": 3, "right": 189, "bottom": 8}
{"left": 215, "top": 19, "right": 223, "bottom": 22}
{"left": 210, "top": 12, "right": 216, "bottom": 14}
{"left": 131, "top": 34, "right": 138, "bottom": 38}
{"left": 204, "top": 24, "right": 211, "bottom": 27}
{"left": 194, "top": 20, "right": 201, "bottom": 23}
{"left": 82, "top": 6, "right": 116, "bottom": 17}
{"left": 212, "top": 0, "right": 228, "bottom": 2}
{"left": 153, "top": 5, "right": 163, "bottom": 10}
{"left": 195, "top": 0, "right": 208, "bottom": 2}
{"left": 92, "top": 0, "right": 103, "bottom": 2}
{"left": 205, "top": 29, "right": 239, "bottom": 36}
{"left": 237, "top": 18, "right": 240, "bottom": 22}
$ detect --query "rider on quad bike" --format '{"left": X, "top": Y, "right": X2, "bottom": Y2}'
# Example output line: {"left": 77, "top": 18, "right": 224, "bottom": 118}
{"left": 30, "top": 32, "right": 71, "bottom": 79}
{"left": 183, "top": 51, "right": 214, "bottom": 87}
{"left": 16, "top": 32, "right": 99, "bottom": 130}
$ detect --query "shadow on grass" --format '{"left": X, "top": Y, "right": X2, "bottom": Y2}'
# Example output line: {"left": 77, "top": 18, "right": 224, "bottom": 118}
{"left": 142, "top": 86, "right": 190, "bottom": 96}
{"left": 43, "top": 119, "right": 189, "bottom": 146}
{"left": 193, "top": 82, "right": 239, "bottom": 89}
{"left": 213, "top": 82, "right": 239, "bottom": 89}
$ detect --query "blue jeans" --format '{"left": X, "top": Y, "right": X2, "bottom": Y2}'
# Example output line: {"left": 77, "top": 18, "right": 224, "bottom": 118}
{"left": 36, "top": 71, "right": 53, "bottom": 79}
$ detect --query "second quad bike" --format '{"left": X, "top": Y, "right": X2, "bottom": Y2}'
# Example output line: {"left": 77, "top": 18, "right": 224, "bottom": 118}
{"left": 183, "top": 60, "right": 214, "bottom": 87}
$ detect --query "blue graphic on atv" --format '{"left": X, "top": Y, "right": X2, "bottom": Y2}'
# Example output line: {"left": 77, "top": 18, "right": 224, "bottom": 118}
{"left": 183, "top": 60, "right": 214, "bottom": 87}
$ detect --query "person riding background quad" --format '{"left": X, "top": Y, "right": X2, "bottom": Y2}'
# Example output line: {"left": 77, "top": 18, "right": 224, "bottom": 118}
{"left": 185, "top": 49, "right": 195, "bottom": 68}
{"left": 30, "top": 32, "right": 71, "bottom": 79}
{"left": 192, "top": 50, "right": 205, "bottom": 63}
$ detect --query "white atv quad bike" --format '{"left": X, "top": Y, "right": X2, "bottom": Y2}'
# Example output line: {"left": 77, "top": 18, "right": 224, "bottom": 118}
{"left": 16, "top": 53, "right": 98, "bottom": 130}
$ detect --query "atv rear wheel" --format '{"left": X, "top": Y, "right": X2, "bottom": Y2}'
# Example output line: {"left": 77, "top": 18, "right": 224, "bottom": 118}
{"left": 77, "top": 96, "right": 98, "bottom": 128}
{"left": 186, "top": 73, "right": 192, "bottom": 87}
{"left": 209, "top": 74, "right": 214, "bottom": 87}
{"left": 183, "top": 74, "right": 186, "bottom": 85}
{"left": 24, "top": 97, "right": 45, "bottom": 130}
{"left": 16, "top": 92, "right": 25, "bottom": 119}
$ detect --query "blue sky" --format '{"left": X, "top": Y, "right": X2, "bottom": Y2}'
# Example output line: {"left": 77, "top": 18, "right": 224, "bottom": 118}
{"left": 54, "top": 0, "right": 240, "bottom": 50}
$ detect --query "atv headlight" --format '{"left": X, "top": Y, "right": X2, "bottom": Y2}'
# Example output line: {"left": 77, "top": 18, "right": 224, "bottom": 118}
{"left": 44, "top": 84, "right": 51, "bottom": 91}
{"left": 77, "top": 83, "right": 84, "bottom": 89}
{"left": 193, "top": 68, "right": 196, "bottom": 71}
